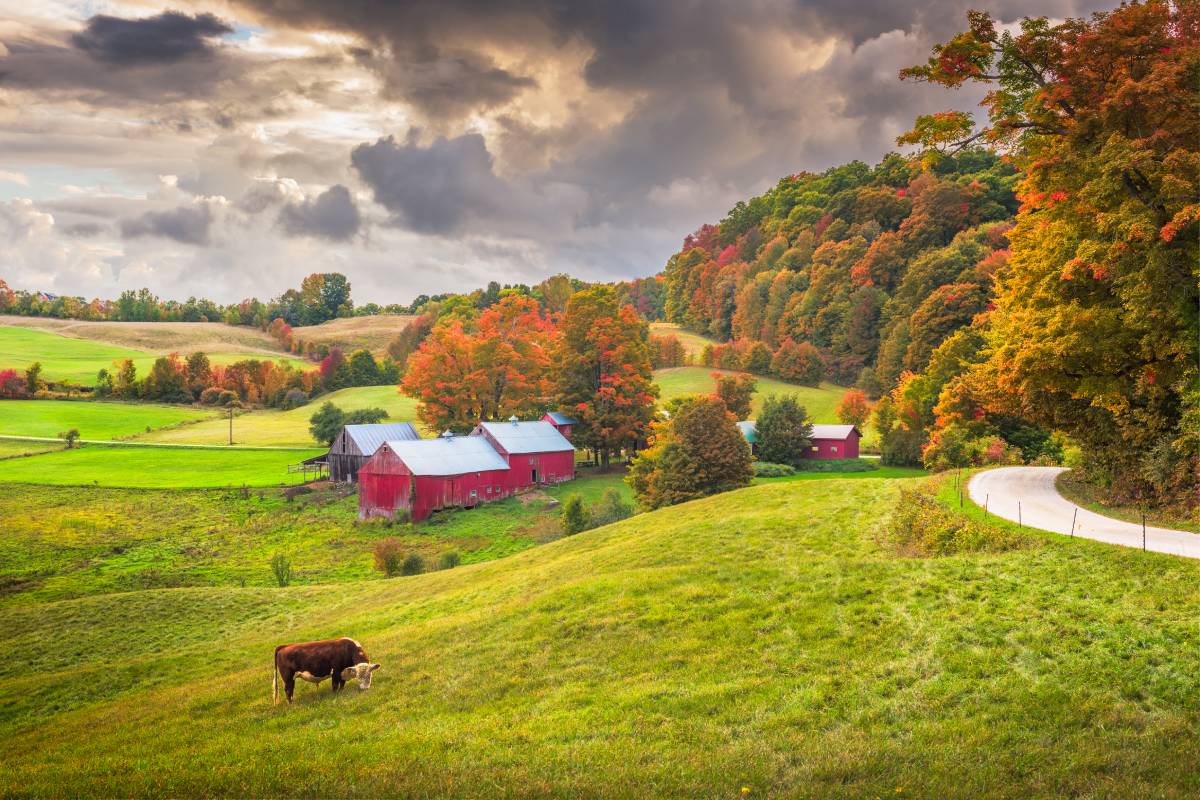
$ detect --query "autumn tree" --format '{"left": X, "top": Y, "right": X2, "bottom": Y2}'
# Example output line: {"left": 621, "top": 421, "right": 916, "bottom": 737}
{"left": 142, "top": 354, "right": 191, "bottom": 403}
{"left": 712, "top": 372, "right": 756, "bottom": 420}
{"left": 23, "top": 362, "right": 42, "bottom": 394}
{"left": 901, "top": 2, "right": 1199, "bottom": 504}
{"left": 554, "top": 287, "right": 657, "bottom": 467}
{"left": 771, "top": 339, "right": 825, "bottom": 386}
{"left": 754, "top": 395, "right": 814, "bottom": 467}
{"left": 836, "top": 389, "right": 872, "bottom": 430}
{"left": 627, "top": 396, "right": 752, "bottom": 510}
{"left": 401, "top": 320, "right": 482, "bottom": 433}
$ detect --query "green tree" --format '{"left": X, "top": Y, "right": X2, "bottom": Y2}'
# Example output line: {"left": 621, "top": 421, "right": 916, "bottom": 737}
{"left": 309, "top": 402, "right": 346, "bottom": 445}
{"left": 627, "top": 396, "right": 752, "bottom": 510}
{"left": 561, "top": 493, "right": 589, "bottom": 535}
{"left": 113, "top": 359, "right": 138, "bottom": 399}
{"left": 348, "top": 349, "right": 380, "bottom": 386}
{"left": 754, "top": 394, "right": 814, "bottom": 467}
{"left": 23, "top": 362, "right": 42, "bottom": 394}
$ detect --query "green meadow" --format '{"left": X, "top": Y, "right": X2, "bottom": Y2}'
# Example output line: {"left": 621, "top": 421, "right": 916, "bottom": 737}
{"left": 0, "top": 399, "right": 218, "bottom": 440}
{"left": 136, "top": 385, "right": 421, "bottom": 446}
{"left": 0, "top": 325, "right": 310, "bottom": 386}
{"left": 4, "top": 475, "right": 1200, "bottom": 797}
{"left": 654, "top": 365, "right": 846, "bottom": 420}
{"left": 0, "top": 443, "right": 320, "bottom": 488}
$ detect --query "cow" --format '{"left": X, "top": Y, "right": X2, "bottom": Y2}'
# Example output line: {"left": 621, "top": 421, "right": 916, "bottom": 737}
{"left": 272, "top": 637, "right": 380, "bottom": 704}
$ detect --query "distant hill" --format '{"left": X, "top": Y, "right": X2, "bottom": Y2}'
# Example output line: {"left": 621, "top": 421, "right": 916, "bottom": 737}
{"left": 291, "top": 314, "right": 414, "bottom": 356}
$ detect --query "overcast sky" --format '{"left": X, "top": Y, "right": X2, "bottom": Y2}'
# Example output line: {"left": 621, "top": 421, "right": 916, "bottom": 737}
{"left": 0, "top": 0, "right": 1112, "bottom": 306}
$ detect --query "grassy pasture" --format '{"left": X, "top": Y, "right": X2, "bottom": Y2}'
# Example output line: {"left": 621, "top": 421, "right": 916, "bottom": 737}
{"left": 0, "top": 443, "right": 321, "bottom": 488}
{"left": 654, "top": 365, "right": 845, "bottom": 421}
{"left": 0, "top": 400, "right": 218, "bottom": 440}
{"left": 0, "top": 472, "right": 630, "bottom": 606}
{"left": 5, "top": 477, "right": 1200, "bottom": 797}
{"left": 0, "top": 315, "right": 283, "bottom": 353}
{"left": 0, "top": 325, "right": 311, "bottom": 386}
{"left": 0, "top": 439, "right": 59, "bottom": 459}
{"left": 292, "top": 314, "right": 414, "bottom": 355}
{"left": 137, "top": 385, "right": 421, "bottom": 446}
{"left": 648, "top": 321, "right": 719, "bottom": 356}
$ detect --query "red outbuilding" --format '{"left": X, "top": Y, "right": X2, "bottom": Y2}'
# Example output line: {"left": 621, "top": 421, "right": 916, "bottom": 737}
{"left": 738, "top": 422, "right": 861, "bottom": 459}
{"left": 541, "top": 411, "right": 578, "bottom": 440}
{"left": 358, "top": 418, "right": 575, "bottom": 522}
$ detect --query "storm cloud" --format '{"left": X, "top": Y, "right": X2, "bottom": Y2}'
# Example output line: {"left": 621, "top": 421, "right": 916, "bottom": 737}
{"left": 279, "top": 184, "right": 361, "bottom": 241}
{"left": 120, "top": 205, "right": 213, "bottom": 245}
{"left": 71, "top": 11, "right": 233, "bottom": 66}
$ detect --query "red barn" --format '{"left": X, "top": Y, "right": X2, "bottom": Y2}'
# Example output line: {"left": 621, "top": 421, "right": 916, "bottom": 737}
{"left": 358, "top": 419, "right": 575, "bottom": 522}
{"left": 541, "top": 411, "right": 578, "bottom": 440}
{"left": 738, "top": 422, "right": 861, "bottom": 459}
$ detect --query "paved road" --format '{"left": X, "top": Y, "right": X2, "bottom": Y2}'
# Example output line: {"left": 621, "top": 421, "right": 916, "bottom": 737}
{"left": 968, "top": 466, "right": 1200, "bottom": 560}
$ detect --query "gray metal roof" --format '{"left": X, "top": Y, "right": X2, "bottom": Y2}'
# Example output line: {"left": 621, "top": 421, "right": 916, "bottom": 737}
{"left": 344, "top": 423, "right": 421, "bottom": 455}
{"left": 476, "top": 420, "right": 575, "bottom": 454}
{"left": 544, "top": 411, "right": 578, "bottom": 425}
{"left": 738, "top": 422, "right": 858, "bottom": 443}
{"left": 385, "top": 436, "right": 509, "bottom": 476}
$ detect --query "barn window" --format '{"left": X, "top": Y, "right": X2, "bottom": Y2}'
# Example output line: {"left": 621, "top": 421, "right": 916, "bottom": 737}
{"left": 811, "top": 446, "right": 819, "bottom": 452}
{"left": 469, "top": 489, "right": 478, "bottom": 500}
{"left": 494, "top": 485, "right": 501, "bottom": 493}
{"left": 831, "top": 446, "right": 838, "bottom": 454}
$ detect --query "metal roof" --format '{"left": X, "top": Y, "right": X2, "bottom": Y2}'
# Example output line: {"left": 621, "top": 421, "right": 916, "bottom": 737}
{"left": 476, "top": 420, "right": 575, "bottom": 454}
{"left": 738, "top": 421, "right": 858, "bottom": 442}
{"left": 384, "top": 435, "right": 509, "bottom": 476}
{"left": 543, "top": 411, "right": 578, "bottom": 426}
{"left": 343, "top": 423, "right": 421, "bottom": 455}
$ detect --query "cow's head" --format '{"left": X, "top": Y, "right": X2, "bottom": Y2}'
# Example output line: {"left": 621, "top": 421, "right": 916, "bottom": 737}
{"left": 341, "top": 662, "right": 381, "bottom": 689}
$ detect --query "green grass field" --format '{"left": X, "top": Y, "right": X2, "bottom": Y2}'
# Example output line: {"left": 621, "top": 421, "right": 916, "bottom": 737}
{"left": 137, "top": 385, "right": 421, "bottom": 446}
{"left": 0, "top": 472, "right": 630, "bottom": 606}
{"left": 0, "top": 399, "right": 218, "bottom": 440}
{"left": 0, "top": 325, "right": 311, "bottom": 386}
{"left": 0, "top": 439, "right": 59, "bottom": 459}
{"left": 5, "top": 474, "right": 1200, "bottom": 797}
{"left": 654, "top": 365, "right": 845, "bottom": 420}
{"left": 0, "top": 443, "right": 321, "bottom": 488}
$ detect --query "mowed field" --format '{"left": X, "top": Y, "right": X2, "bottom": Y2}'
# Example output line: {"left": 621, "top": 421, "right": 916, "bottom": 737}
{"left": 0, "top": 324, "right": 310, "bottom": 385}
{"left": 292, "top": 314, "right": 414, "bottom": 356}
{"left": 0, "top": 315, "right": 283, "bottom": 353}
{"left": 0, "top": 399, "right": 218, "bottom": 440}
{"left": 5, "top": 476, "right": 1200, "bottom": 797}
{"left": 137, "top": 385, "right": 421, "bottom": 446}
{"left": 654, "top": 365, "right": 845, "bottom": 421}
{"left": 0, "top": 443, "right": 322, "bottom": 488}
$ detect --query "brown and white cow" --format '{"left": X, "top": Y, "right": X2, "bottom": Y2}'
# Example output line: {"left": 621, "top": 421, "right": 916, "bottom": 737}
{"left": 273, "top": 637, "right": 380, "bottom": 704}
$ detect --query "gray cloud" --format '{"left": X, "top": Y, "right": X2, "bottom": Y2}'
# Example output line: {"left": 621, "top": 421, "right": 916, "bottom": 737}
{"left": 120, "top": 205, "right": 212, "bottom": 245}
{"left": 71, "top": 11, "right": 233, "bottom": 66}
{"left": 351, "top": 133, "right": 505, "bottom": 233}
{"left": 62, "top": 222, "right": 105, "bottom": 237}
{"left": 279, "top": 184, "right": 361, "bottom": 240}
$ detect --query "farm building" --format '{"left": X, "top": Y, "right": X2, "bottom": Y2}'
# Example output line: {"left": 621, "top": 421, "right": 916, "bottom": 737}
{"left": 541, "top": 411, "right": 578, "bottom": 439}
{"left": 738, "top": 422, "right": 861, "bottom": 459}
{"left": 328, "top": 422, "right": 421, "bottom": 482}
{"left": 358, "top": 418, "right": 575, "bottom": 521}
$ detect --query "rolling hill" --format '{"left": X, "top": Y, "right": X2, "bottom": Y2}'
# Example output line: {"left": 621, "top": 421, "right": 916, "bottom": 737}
{"left": 291, "top": 315, "right": 414, "bottom": 356}
{"left": 654, "top": 366, "right": 845, "bottom": 421}
{"left": 4, "top": 476, "right": 1199, "bottom": 797}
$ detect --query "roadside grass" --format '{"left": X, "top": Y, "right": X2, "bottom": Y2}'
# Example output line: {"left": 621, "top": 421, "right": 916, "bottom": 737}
{"left": 0, "top": 399, "right": 218, "bottom": 440}
{"left": 648, "top": 321, "right": 719, "bottom": 357}
{"left": 654, "top": 365, "right": 846, "bottom": 420}
{"left": 1056, "top": 470, "right": 1200, "bottom": 533}
{"left": 754, "top": 464, "right": 925, "bottom": 483}
{"left": 0, "top": 473, "right": 630, "bottom": 608}
{"left": 291, "top": 314, "right": 414, "bottom": 355}
{"left": 0, "top": 325, "right": 310, "bottom": 385}
{"left": 0, "top": 443, "right": 321, "bottom": 488}
{"left": 6, "top": 476, "right": 1200, "bottom": 797}
{"left": 136, "top": 385, "right": 421, "bottom": 446}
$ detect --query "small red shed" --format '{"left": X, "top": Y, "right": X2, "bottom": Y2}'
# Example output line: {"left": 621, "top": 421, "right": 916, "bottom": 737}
{"left": 541, "top": 411, "right": 578, "bottom": 440}
{"left": 738, "top": 422, "right": 861, "bottom": 459}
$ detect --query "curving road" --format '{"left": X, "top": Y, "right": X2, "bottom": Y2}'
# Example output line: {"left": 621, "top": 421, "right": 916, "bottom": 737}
{"left": 967, "top": 466, "right": 1200, "bottom": 560}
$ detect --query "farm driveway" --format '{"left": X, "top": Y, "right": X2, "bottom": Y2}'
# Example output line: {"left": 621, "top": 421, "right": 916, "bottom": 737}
{"left": 968, "top": 466, "right": 1200, "bottom": 559}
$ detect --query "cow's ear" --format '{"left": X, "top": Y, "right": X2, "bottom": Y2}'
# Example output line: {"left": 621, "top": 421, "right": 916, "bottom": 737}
{"left": 370, "top": 663, "right": 381, "bottom": 672}
{"left": 341, "top": 666, "right": 356, "bottom": 681}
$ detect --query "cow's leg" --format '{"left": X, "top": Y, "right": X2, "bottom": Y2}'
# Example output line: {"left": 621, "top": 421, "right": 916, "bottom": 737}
{"left": 332, "top": 672, "right": 343, "bottom": 693}
{"left": 282, "top": 669, "right": 296, "bottom": 703}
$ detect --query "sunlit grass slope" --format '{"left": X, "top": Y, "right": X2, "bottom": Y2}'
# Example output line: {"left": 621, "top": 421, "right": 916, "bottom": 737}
{"left": 5, "top": 477, "right": 1200, "bottom": 797}
{"left": 654, "top": 365, "right": 845, "bottom": 420}
{"left": 0, "top": 443, "right": 321, "bottom": 488}
{"left": 0, "top": 325, "right": 310, "bottom": 385}
{"left": 0, "top": 399, "right": 218, "bottom": 440}
{"left": 648, "top": 321, "right": 719, "bottom": 357}
{"left": 292, "top": 314, "right": 414, "bottom": 355}
{"left": 137, "top": 385, "right": 420, "bottom": 446}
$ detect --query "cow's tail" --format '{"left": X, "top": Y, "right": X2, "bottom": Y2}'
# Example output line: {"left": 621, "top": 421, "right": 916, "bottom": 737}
{"left": 272, "top": 648, "right": 280, "bottom": 706}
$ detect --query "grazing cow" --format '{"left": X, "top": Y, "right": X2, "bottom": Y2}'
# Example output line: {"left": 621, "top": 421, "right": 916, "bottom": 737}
{"left": 272, "top": 637, "right": 380, "bottom": 704}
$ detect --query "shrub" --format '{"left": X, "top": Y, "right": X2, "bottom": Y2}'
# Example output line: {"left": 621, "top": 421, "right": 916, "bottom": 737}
{"left": 439, "top": 551, "right": 462, "bottom": 570}
{"left": 793, "top": 458, "right": 877, "bottom": 473}
{"left": 59, "top": 429, "right": 81, "bottom": 449}
{"left": 886, "top": 483, "right": 1031, "bottom": 557}
{"left": 372, "top": 537, "right": 404, "bottom": 577}
{"left": 391, "top": 508, "right": 412, "bottom": 525}
{"left": 591, "top": 488, "right": 634, "bottom": 527}
{"left": 561, "top": 493, "right": 589, "bottom": 535}
{"left": 279, "top": 388, "right": 309, "bottom": 410}
{"left": 216, "top": 389, "right": 238, "bottom": 407}
{"left": 199, "top": 386, "right": 222, "bottom": 405}
{"left": 752, "top": 461, "right": 796, "bottom": 477}
{"left": 270, "top": 553, "right": 292, "bottom": 587}
{"left": 401, "top": 554, "right": 425, "bottom": 576}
